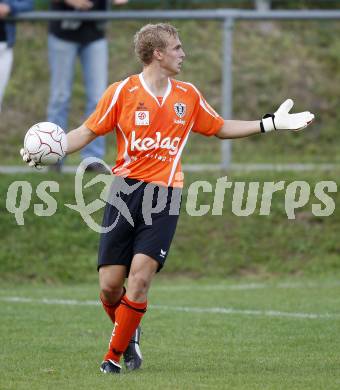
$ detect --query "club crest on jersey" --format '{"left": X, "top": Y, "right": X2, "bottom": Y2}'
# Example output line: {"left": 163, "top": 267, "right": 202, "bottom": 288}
{"left": 174, "top": 102, "right": 186, "bottom": 118}
{"left": 135, "top": 110, "right": 149, "bottom": 126}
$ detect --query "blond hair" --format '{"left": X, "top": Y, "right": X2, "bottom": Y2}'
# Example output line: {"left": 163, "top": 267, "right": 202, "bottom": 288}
{"left": 134, "top": 23, "right": 179, "bottom": 65}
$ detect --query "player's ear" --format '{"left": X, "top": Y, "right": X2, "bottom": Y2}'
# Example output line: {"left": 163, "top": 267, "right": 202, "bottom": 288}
{"left": 153, "top": 48, "right": 164, "bottom": 61}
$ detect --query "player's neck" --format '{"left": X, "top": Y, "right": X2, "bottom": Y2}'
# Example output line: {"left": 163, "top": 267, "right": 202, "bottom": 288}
{"left": 141, "top": 66, "right": 170, "bottom": 97}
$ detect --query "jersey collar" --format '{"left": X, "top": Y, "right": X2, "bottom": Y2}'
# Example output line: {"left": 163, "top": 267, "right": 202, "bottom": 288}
{"left": 139, "top": 73, "right": 172, "bottom": 107}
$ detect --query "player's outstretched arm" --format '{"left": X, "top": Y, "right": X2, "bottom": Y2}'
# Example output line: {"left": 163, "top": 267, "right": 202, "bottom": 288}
{"left": 216, "top": 99, "right": 314, "bottom": 139}
{"left": 65, "top": 124, "right": 97, "bottom": 155}
{"left": 216, "top": 119, "right": 261, "bottom": 139}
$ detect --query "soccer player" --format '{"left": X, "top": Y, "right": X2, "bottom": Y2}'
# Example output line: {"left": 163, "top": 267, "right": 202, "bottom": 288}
{"left": 21, "top": 23, "right": 314, "bottom": 374}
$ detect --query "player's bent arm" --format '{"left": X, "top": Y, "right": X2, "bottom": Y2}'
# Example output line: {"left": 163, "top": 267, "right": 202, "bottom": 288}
{"left": 215, "top": 120, "right": 261, "bottom": 139}
{"left": 66, "top": 124, "right": 98, "bottom": 155}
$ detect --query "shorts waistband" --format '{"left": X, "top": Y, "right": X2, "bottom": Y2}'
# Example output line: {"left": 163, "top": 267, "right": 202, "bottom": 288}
{"left": 123, "top": 177, "right": 175, "bottom": 190}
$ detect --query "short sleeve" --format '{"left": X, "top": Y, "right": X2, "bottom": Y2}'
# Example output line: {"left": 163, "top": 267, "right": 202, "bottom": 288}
{"left": 84, "top": 82, "right": 121, "bottom": 136}
{"left": 192, "top": 89, "right": 224, "bottom": 136}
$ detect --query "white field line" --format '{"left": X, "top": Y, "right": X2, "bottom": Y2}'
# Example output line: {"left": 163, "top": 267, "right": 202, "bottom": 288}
{"left": 0, "top": 296, "right": 339, "bottom": 320}
{"left": 152, "top": 281, "right": 340, "bottom": 292}
{"left": 154, "top": 283, "right": 268, "bottom": 291}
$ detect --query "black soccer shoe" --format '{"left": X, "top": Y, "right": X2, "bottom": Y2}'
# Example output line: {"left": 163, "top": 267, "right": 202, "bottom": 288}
{"left": 100, "top": 359, "right": 121, "bottom": 374}
{"left": 123, "top": 325, "right": 143, "bottom": 370}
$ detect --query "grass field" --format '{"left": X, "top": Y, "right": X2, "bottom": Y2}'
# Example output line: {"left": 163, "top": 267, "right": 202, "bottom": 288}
{"left": 1, "top": 278, "right": 340, "bottom": 389}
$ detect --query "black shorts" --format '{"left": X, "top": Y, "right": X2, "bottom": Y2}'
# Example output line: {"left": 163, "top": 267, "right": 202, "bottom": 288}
{"left": 98, "top": 177, "right": 182, "bottom": 274}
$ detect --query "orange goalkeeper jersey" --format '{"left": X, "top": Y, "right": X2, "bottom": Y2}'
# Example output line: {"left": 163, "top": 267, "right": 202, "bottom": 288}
{"left": 84, "top": 73, "right": 224, "bottom": 188}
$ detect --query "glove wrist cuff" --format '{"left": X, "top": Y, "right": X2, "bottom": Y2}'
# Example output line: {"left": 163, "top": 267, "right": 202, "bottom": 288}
{"left": 261, "top": 114, "right": 276, "bottom": 133}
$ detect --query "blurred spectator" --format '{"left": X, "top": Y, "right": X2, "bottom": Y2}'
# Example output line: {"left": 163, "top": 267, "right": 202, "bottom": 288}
{"left": 47, "top": 0, "right": 128, "bottom": 172}
{"left": 0, "top": 0, "right": 33, "bottom": 112}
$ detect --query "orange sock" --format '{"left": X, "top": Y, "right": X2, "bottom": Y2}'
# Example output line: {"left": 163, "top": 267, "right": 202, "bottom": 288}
{"left": 100, "top": 287, "right": 126, "bottom": 324}
{"left": 104, "top": 295, "right": 147, "bottom": 364}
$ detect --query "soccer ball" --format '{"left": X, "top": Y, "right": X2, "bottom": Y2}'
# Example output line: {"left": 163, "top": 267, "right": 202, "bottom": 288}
{"left": 24, "top": 122, "right": 67, "bottom": 165}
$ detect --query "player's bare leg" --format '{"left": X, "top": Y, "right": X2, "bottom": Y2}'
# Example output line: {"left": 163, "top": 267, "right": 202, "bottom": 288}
{"left": 126, "top": 253, "right": 159, "bottom": 302}
{"left": 101, "top": 254, "right": 158, "bottom": 374}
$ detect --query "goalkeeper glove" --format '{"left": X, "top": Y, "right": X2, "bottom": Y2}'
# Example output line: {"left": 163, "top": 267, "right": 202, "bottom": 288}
{"left": 19, "top": 148, "right": 42, "bottom": 169}
{"left": 260, "top": 99, "right": 314, "bottom": 133}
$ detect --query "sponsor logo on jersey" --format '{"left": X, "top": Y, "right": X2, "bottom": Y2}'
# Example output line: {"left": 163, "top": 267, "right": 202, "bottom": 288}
{"left": 135, "top": 111, "right": 149, "bottom": 126}
{"left": 174, "top": 119, "right": 185, "bottom": 125}
{"left": 174, "top": 102, "right": 186, "bottom": 118}
{"left": 130, "top": 131, "right": 181, "bottom": 156}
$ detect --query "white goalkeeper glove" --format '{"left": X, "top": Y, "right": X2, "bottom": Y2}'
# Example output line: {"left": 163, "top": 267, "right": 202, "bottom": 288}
{"left": 19, "top": 148, "right": 42, "bottom": 169}
{"left": 260, "top": 99, "right": 314, "bottom": 133}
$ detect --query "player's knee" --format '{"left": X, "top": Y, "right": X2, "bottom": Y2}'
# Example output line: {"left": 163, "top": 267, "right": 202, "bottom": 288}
{"left": 100, "top": 283, "right": 124, "bottom": 305}
{"left": 127, "top": 272, "right": 150, "bottom": 301}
